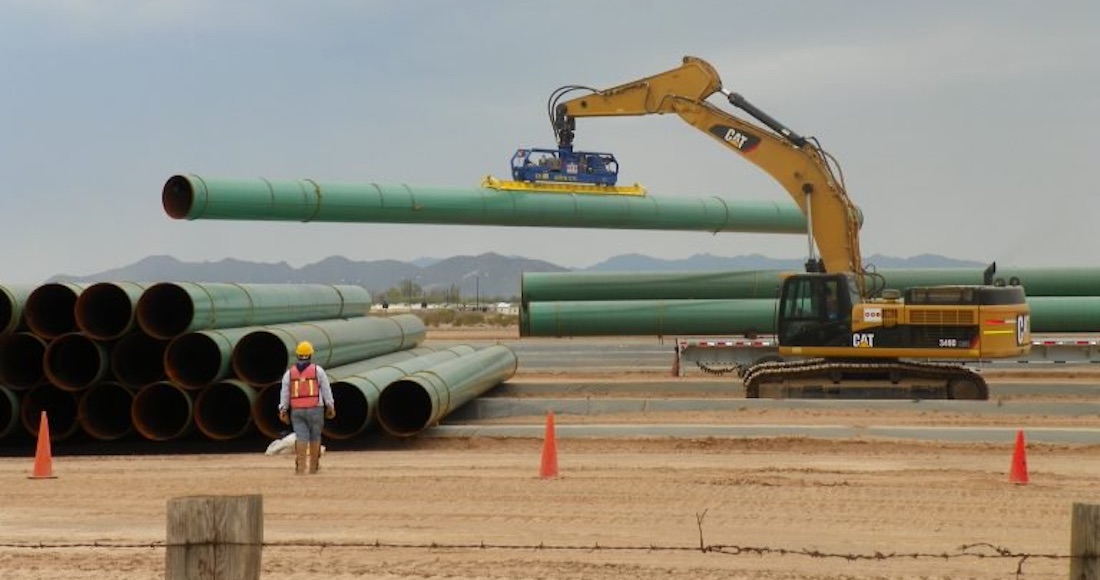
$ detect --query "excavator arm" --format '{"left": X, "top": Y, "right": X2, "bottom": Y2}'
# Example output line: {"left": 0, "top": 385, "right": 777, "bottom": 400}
{"left": 552, "top": 56, "right": 866, "bottom": 294}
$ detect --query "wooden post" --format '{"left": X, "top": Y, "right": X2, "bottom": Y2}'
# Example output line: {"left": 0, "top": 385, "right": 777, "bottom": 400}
{"left": 1070, "top": 502, "right": 1100, "bottom": 579}
{"left": 166, "top": 494, "right": 263, "bottom": 580}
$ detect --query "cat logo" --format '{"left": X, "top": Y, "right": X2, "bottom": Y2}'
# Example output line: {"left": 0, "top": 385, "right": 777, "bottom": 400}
{"left": 708, "top": 125, "right": 761, "bottom": 152}
{"left": 852, "top": 333, "right": 875, "bottom": 348}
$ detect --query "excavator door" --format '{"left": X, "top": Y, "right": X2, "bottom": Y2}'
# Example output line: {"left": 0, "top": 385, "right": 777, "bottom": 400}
{"left": 777, "top": 273, "right": 858, "bottom": 347}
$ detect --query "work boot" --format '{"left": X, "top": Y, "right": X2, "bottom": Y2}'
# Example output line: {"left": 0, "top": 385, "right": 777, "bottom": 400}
{"left": 294, "top": 442, "right": 307, "bottom": 475}
{"left": 308, "top": 442, "right": 322, "bottom": 474}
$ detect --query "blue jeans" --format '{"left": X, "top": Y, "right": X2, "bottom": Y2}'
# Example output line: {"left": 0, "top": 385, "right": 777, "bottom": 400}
{"left": 290, "top": 406, "right": 324, "bottom": 443}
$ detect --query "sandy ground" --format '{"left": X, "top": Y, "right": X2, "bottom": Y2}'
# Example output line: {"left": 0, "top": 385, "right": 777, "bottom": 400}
{"left": 1, "top": 326, "right": 1098, "bottom": 579}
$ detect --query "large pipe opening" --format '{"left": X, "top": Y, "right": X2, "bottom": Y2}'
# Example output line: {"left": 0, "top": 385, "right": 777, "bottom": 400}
{"left": 78, "top": 382, "right": 134, "bottom": 440}
{"left": 194, "top": 382, "right": 257, "bottom": 440}
{"left": 233, "top": 331, "right": 290, "bottom": 386}
{"left": 21, "top": 384, "right": 81, "bottom": 441}
{"left": 251, "top": 384, "right": 284, "bottom": 440}
{"left": 44, "top": 333, "right": 108, "bottom": 391}
{"left": 75, "top": 283, "right": 137, "bottom": 340}
{"left": 377, "top": 380, "right": 433, "bottom": 437}
{"left": 24, "top": 283, "right": 80, "bottom": 339}
{"left": 0, "top": 289, "right": 17, "bottom": 333}
{"left": 165, "top": 333, "right": 228, "bottom": 389}
{"left": 131, "top": 382, "right": 192, "bottom": 441}
{"left": 111, "top": 332, "right": 168, "bottom": 388}
{"left": 0, "top": 332, "right": 46, "bottom": 387}
{"left": 162, "top": 175, "right": 196, "bottom": 219}
{"left": 136, "top": 283, "right": 196, "bottom": 339}
{"left": 325, "top": 381, "right": 372, "bottom": 439}
{"left": 0, "top": 386, "right": 19, "bottom": 439}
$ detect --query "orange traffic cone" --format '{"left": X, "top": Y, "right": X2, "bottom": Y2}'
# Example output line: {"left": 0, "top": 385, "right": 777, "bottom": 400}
{"left": 29, "top": 411, "right": 57, "bottom": 480}
{"left": 539, "top": 411, "right": 558, "bottom": 479}
{"left": 1009, "top": 429, "right": 1028, "bottom": 485}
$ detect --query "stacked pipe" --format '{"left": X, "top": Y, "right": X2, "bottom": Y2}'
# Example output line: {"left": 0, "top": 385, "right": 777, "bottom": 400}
{"left": 0, "top": 281, "right": 439, "bottom": 446}
{"left": 519, "top": 268, "right": 1100, "bottom": 336}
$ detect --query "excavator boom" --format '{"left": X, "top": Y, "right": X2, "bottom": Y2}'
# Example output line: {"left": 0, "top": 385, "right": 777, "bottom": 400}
{"left": 553, "top": 56, "right": 865, "bottom": 294}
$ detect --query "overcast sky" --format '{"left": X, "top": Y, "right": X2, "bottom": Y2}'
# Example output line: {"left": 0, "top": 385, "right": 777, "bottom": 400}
{"left": 1, "top": 1, "right": 1095, "bottom": 283}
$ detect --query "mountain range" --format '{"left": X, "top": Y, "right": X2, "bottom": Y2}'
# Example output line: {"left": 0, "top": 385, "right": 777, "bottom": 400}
{"left": 50, "top": 253, "right": 985, "bottom": 300}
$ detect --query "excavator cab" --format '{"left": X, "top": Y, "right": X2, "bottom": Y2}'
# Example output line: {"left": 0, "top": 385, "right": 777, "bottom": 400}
{"left": 510, "top": 146, "right": 619, "bottom": 186}
{"left": 777, "top": 273, "right": 860, "bottom": 347}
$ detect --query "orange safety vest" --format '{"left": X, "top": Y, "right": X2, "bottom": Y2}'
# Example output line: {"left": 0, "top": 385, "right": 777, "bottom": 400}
{"left": 289, "top": 364, "right": 321, "bottom": 409}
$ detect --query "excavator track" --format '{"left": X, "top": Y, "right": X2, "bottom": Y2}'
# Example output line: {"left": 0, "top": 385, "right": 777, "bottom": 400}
{"left": 742, "top": 358, "right": 988, "bottom": 400}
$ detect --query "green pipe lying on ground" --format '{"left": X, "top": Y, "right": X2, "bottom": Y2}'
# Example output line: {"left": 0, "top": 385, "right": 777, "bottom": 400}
{"left": 0, "top": 284, "right": 35, "bottom": 335}
{"left": 232, "top": 314, "right": 426, "bottom": 386}
{"left": 522, "top": 267, "right": 1100, "bottom": 303}
{"left": 521, "top": 297, "right": 1100, "bottom": 336}
{"left": 162, "top": 174, "right": 809, "bottom": 234}
{"left": 377, "top": 345, "right": 518, "bottom": 437}
{"left": 325, "top": 345, "right": 478, "bottom": 440}
{"left": 136, "top": 282, "right": 373, "bottom": 339}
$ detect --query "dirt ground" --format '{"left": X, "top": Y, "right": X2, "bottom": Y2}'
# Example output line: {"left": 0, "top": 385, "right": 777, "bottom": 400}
{"left": 1, "top": 327, "right": 1098, "bottom": 579}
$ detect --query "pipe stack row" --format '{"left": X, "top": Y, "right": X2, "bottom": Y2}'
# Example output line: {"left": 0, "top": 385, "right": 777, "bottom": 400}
{"left": 519, "top": 268, "right": 1100, "bottom": 336}
{"left": 0, "top": 282, "right": 517, "bottom": 446}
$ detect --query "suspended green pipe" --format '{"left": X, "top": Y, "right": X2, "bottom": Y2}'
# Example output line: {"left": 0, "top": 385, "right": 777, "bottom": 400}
{"left": 0, "top": 385, "right": 19, "bottom": 439}
{"left": 0, "top": 332, "right": 47, "bottom": 388}
{"left": 24, "top": 282, "right": 92, "bottom": 339}
{"left": 111, "top": 330, "right": 169, "bottom": 389}
{"left": 78, "top": 381, "right": 135, "bottom": 441}
{"left": 131, "top": 381, "right": 193, "bottom": 441}
{"left": 194, "top": 380, "right": 257, "bottom": 440}
{"left": 1, "top": 283, "right": 35, "bottom": 335}
{"left": 251, "top": 345, "right": 438, "bottom": 439}
{"left": 522, "top": 296, "right": 1100, "bottom": 336}
{"left": 21, "top": 383, "right": 81, "bottom": 441}
{"left": 377, "top": 345, "right": 518, "bottom": 438}
{"left": 165, "top": 327, "right": 258, "bottom": 389}
{"left": 232, "top": 314, "right": 426, "bottom": 386}
{"left": 522, "top": 299, "right": 777, "bottom": 337}
{"left": 44, "top": 332, "right": 110, "bottom": 391}
{"left": 325, "top": 345, "right": 477, "bottom": 440}
{"left": 136, "top": 282, "right": 373, "bottom": 340}
{"left": 162, "top": 174, "right": 810, "bottom": 234}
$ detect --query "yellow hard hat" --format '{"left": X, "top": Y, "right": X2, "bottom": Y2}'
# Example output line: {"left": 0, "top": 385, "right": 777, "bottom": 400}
{"left": 295, "top": 341, "right": 314, "bottom": 357}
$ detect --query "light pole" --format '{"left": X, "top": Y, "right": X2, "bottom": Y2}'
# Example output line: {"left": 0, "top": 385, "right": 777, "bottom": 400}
{"left": 475, "top": 276, "right": 480, "bottom": 311}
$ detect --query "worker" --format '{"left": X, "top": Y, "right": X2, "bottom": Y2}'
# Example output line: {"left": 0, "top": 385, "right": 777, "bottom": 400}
{"left": 277, "top": 341, "right": 335, "bottom": 475}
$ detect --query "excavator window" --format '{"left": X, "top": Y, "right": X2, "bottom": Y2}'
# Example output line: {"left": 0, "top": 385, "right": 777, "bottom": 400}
{"left": 778, "top": 274, "right": 853, "bottom": 347}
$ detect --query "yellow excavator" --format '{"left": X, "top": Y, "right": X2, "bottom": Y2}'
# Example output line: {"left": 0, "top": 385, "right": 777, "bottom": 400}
{"left": 550, "top": 56, "right": 1030, "bottom": 399}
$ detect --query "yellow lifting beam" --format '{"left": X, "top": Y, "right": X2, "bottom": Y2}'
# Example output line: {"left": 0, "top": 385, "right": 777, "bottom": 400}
{"left": 481, "top": 176, "right": 646, "bottom": 196}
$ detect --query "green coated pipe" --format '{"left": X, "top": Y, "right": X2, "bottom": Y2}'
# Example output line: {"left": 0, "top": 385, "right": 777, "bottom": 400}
{"left": 0, "top": 385, "right": 19, "bottom": 439}
{"left": 162, "top": 174, "right": 809, "bottom": 234}
{"left": 521, "top": 296, "right": 1100, "bottom": 336}
{"left": 44, "top": 332, "right": 110, "bottom": 391}
{"left": 131, "top": 381, "right": 193, "bottom": 441}
{"left": 522, "top": 270, "right": 785, "bottom": 303}
{"left": 251, "top": 345, "right": 438, "bottom": 438}
{"left": 523, "top": 267, "right": 1100, "bottom": 304}
{"left": 1, "top": 283, "right": 35, "bottom": 335}
{"left": 232, "top": 314, "right": 426, "bottom": 386}
{"left": 522, "top": 299, "right": 777, "bottom": 337}
{"left": 78, "top": 381, "right": 135, "bottom": 441}
{"left": 0, "top": 332, "right": 47, "bottom": 388}
{"left": 75, "top": 282, "right": 154, "bottom": 341}
{"left": 21, "top": 383, "right": 81, "bottom": 441}
{"left": 377, "top": 345, "right": 518, "bottom": 438}
{"left": 325, "top": 345, "right": 478, "bottom": 440}
{"left": 165, "top": 327, "right": 258, "bottom": 389}
{"left": 24, "top": 282, "right": 92, "bottom": 339}
{"left": 136, "top": 282, "right": 373, "bottom": 340}
{"left": 194, "top": 379, "right": 257, "bottom": 440}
